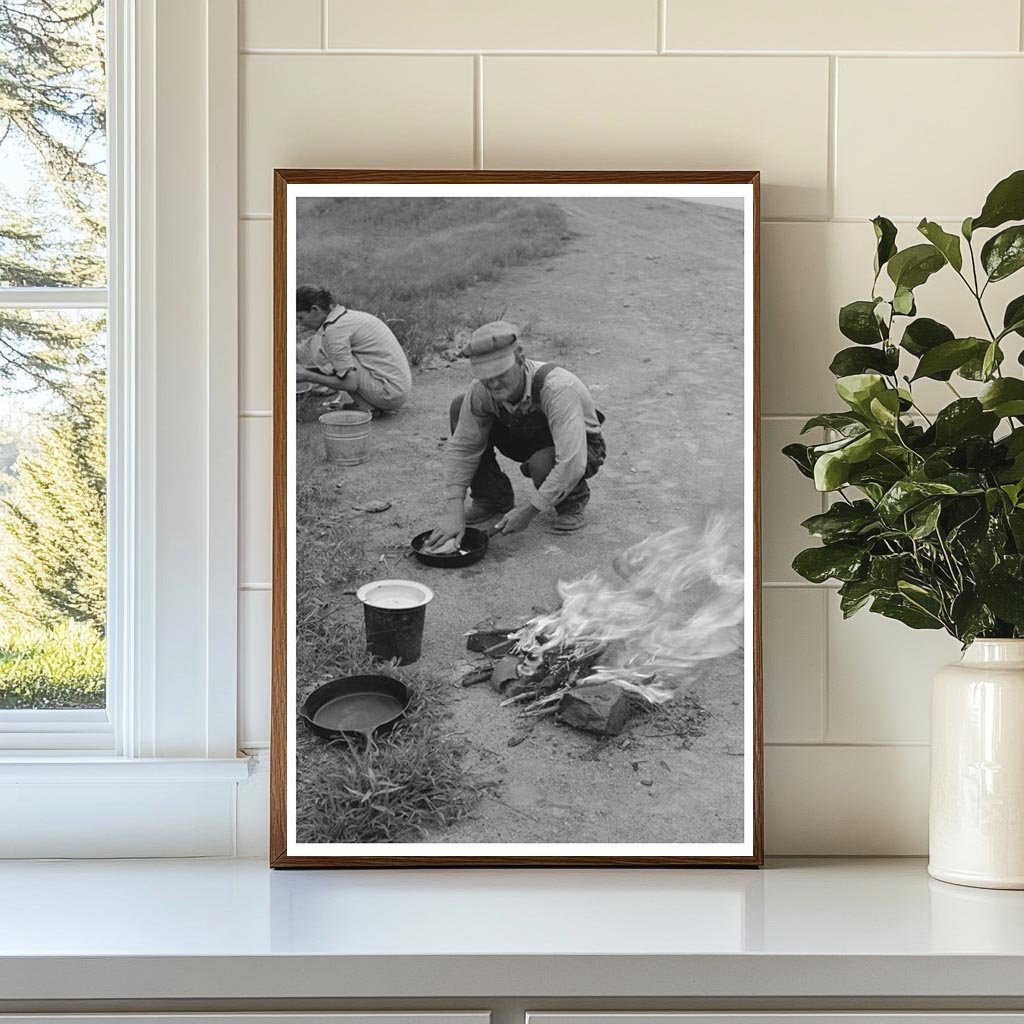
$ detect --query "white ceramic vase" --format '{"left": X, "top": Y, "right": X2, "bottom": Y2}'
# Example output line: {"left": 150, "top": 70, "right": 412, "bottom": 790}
{"left": 929, "top": 639, "right": 1024, "bottom": 889}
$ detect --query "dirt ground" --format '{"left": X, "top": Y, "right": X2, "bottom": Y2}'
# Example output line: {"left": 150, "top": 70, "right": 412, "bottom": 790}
{"left": 296, "top": 197, "right": 748, "bottom": 844}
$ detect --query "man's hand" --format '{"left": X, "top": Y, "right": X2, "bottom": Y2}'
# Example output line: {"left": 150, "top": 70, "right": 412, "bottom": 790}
{"left": 494, "top": 504, "right": 539, "bottom": 535}
{"left": 427, "top": 511, "right": 466, "bottom": 550}
{"left": 296, "top": 366, "right": 318, "bottom": 383}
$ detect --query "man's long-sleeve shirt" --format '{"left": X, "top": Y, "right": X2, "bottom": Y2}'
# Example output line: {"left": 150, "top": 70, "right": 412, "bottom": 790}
{"left": 444, "top": 359, "right": 601, "bottom": 512}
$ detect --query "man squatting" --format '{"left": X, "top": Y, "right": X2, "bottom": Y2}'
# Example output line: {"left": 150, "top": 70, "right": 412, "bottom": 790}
{"left": 429, "top": 321, "right": 606, "bottom": 545}
{"left": 294, "top": 285, "right": 412, "bottom": 415}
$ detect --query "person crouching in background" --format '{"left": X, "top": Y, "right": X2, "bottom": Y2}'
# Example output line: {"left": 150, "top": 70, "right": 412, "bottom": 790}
{"left": 295, "top": 285, "right": 412, "bottom": 416}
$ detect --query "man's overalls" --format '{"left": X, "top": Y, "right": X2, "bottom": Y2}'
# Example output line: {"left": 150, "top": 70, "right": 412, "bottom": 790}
{"left": 448, "top": 363, "right": 607, "bottom": 517}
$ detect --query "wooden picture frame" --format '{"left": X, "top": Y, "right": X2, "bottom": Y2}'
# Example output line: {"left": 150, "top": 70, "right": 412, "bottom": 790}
{"left": 271, "top": 170, "right": 762, "bottom": 867}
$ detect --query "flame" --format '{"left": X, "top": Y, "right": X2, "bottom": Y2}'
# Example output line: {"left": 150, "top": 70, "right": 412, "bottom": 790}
{"left": 513, "top": 516, "right": 745, "bottom": 703}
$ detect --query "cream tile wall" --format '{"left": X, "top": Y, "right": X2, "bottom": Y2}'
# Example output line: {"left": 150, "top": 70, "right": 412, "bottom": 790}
{"left": 236, "top": 0, "right": 1024, "bottom": 854}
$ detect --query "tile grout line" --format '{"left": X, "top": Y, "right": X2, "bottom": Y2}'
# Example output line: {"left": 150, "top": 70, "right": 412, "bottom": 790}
{"left": 827, "top": 55, "right": 838, "bottom": 220}
{"left": 474, "top": 54, "right": 484, "bottom": 170}
{"left": 819, "top": 426, "right": 832, "bottom": 742}
{"left": 820, "top": 587, "right": 831, "bottom": 743}
{"left": 238, "top": 47, "right": 1024, "bottom": 57}
{"left": 766, "top": 740, "right": 931, "bottom": 748}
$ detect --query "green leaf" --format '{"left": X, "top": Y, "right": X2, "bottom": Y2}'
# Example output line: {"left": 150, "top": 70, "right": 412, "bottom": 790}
{"left": 981, "top": 225, "right": 1024, "bottom": 283}
{"left": 845, "top": 432, "right": 888, "bottom": 466}
{"left": 792, "top": 543, "right": 866, "bottom": 584}
{"left": 868, "top": 389, "right": 902, "bottom": 431}
{"left": 839, "top": 300, "right": 887, "bottom": 345}
{"left": 976, "top": 575, "right": 1024, "bottom": 629}
{"left": 800, "top": 501, "right": 879, "bottom": 543}
{"left": 877, "top": 479, "right": 958, "bottom": 524}
{"left": 962, "top": 216, "right": 974, "bottom": 241}
{"left": 933, "top": 470, "right": 987, "bottom": 493}
{"left": 814, "top": 450, "right": 851, "bottom": 491}
{"left": 838, "top": 579, "right": 882, "bottom": 618}
{"left": 868, "top": 552, "right": 915, "bottom": 587}
{"left": 1006, "top": 428, "right": 1024, "bottom": 457}
{"left": 892, "top": 286, "right": 916, "bottom": 316}
{"left": 900, "top": 317, "right": 955, "bottom": 363}
{"left": 912, "top": 338, "right": 988, "bottom": 381}
{"left": 908, "top": 501, "right": 942, "bottom": 539}
{"left": 887, "top": 243, "right": 946, "bottom": 291}
{"left": 849, "top": 460, "right": 907, "bottom": 490}
{"left": 979, "top": 378, "right": 1024, "bottom": 418}
{"left": 800, "top": 413, "right": 866, "bottom": 435}
{"left": 829, "top": 345, "right": 899, "bottom": 378}
{"left": 871, "top": 594, "right": 943, "bottom": 630}
{"left": 933, "top": 399, "right": 998, "bottom": 444}
{"left": 835, "top": 373, "right": 886, "bottom": 413}
{"left": 960, "top": 345, "right": 1004, "bottom": 381}
{"left": 950, "top": 593, "right": 996, "bottom": 644}
{"left": 985, "top": 487, "right": 1008, "bottom": 514}
{"left": 917, "top": 219, "right": 963, "bottom": 272}
{"left": 971, "top": 169, "right": 1024, "bottom": 232}
{"left": 1009, "top": 508, "right": 1024, "bottom": 546}
{"left": 809, "top": 433, "right": 865, "bottom": 456}
{"left": 982, "top": 341, "right": 1001, "bottom": 381}
{"left": 856, "top": 482, "right": 885, "bottom": 504}
{"left": 872, "top": 216, "right": 898, "bottom": 277}
{"left": 782, "top": 442, "right": 815, "bottom": 479}
{"left": 1003, "top": 295, "right": 1024, "bottom": 339}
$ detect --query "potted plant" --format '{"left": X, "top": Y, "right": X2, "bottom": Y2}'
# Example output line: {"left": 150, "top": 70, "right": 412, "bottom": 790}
{"left": 785, "top": 169, "right": 1024, "bottom": 889}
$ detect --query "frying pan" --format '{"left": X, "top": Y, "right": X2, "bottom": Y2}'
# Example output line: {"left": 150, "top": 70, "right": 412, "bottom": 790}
{"left": 411, "top": 526, "right": 489, "bottom": 568}
{"left": 300, "top": 674, "right": 410, "bottom": 743}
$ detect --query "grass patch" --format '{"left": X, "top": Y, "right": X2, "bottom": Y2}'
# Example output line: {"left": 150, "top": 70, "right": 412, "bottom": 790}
{"left": 295, "top": 475, "right": 488, "bottom": 843}
{"left": 296, "top": 651, "right": 488, "bottom": 844}
{"left": 296, "top": 197, "right": 571, "bottom": 365}
{"left": 0, "top": 619, "right": 105, "bottom": 709}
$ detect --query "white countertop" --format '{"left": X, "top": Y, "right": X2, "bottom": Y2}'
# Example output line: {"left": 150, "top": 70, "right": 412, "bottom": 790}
{"left": 2, "top": 857, "right": 1024, "bottom": 1001}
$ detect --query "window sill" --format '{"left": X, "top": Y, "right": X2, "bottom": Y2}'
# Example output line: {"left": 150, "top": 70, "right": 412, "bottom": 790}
{"left": 0, "top": 755, "right": 252, "bottom": 782}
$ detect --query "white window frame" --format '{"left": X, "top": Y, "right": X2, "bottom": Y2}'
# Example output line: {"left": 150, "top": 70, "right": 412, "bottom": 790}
{"left": 0, "top": 0, "right": 249, "bottom": 857}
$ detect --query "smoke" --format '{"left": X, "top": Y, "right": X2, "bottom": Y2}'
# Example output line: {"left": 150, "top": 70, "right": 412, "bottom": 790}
{"left": 513, "top": 515, "right": 745, "bottom": 703}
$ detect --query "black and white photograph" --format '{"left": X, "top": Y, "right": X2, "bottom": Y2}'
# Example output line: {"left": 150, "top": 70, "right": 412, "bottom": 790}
{"left": 271, "top": 172, "right": 762, "bottom": 867}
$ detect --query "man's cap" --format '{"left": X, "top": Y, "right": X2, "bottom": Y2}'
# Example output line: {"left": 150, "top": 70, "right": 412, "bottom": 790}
{"left": 464, "top": 320, "right": 520, "bottom": 379}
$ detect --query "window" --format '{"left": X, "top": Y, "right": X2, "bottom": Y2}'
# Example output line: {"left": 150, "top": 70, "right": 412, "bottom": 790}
{"left": 0, "top": 0, "right": 246, "bottom": 857}
{"left": 0, "top": 1, "right": 111, "bottom": 747}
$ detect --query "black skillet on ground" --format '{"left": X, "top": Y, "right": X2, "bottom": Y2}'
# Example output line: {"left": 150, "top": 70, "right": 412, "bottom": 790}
{"left": 300, "top": 674, "right": 410, "bottom": 743}
{"left": 410, "top": 526, "right": 489, "bottom": 568}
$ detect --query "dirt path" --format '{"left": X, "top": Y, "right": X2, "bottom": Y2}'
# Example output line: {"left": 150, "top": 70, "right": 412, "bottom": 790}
{"left": 297, "top": 197, "right": 748, "bottom": 844}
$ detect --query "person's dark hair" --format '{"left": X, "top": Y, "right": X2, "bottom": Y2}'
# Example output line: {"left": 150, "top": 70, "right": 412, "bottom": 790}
{"left": 296, "top": 284, "right": 334, "bottom": 312}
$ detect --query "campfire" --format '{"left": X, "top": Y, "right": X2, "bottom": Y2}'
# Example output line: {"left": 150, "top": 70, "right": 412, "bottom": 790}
{"left": 462, "top": 516, "right": 745, "bottom": 735}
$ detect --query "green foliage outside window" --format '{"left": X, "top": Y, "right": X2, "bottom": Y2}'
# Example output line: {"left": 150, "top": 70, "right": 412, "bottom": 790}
{"left": 0, "top": 1, "right": 107, "bottom": 708}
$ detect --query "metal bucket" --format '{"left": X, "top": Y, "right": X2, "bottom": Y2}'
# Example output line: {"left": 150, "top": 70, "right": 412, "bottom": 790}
{"left": 355, "top": 579, "right": 434, "bottom": 665}
{"left": 319, "top": 410, "right": 371, "bottom": 465}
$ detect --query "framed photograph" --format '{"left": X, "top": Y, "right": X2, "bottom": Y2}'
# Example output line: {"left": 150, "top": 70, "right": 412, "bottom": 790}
{"left": 271, "top": 170, "right": 762, "bottom": 867}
